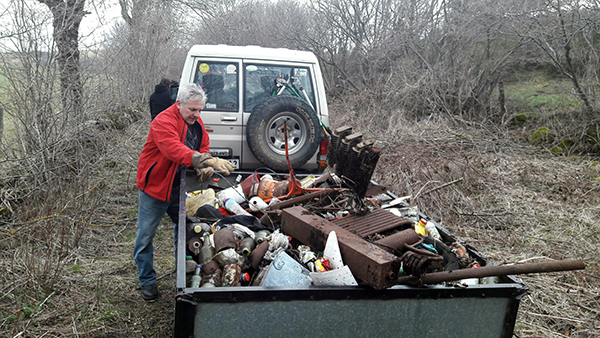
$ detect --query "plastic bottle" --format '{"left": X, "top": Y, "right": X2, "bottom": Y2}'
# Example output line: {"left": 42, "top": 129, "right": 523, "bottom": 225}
{"left": 187, "top": 221, "right": 205, "bottom": 235}
{"left": 223, "top": 198, "right": 251, "bottom": 216}
{"left": 415, "top": 219, "right": 427, "bottom": 236}
{"left": 190, "top": 264, "right": 202, "bottom": 288}
{"left": 185, "top": 188, "right": 217, "bottom": 215}
{"left": 185, "top": 255, "right": 197, "bottom": 273}
{"left": 198, "top": 233, "right": 215, "bottom": 265}
{"left": 188, "top": 237, "right": 202, "bottom": 256}
{"left": 424, "top": 221, "right": 441, "bottom": 240}
{"left": 240, "top": 272, "right": 251, "bottom": 286}
{"left": 216, "top": 184, "right": 246, "bottom": 204}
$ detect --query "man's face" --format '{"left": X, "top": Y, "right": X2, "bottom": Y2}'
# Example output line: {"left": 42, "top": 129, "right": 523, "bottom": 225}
{"left": 177, "top": 98, "right": 205, "bottom": 125}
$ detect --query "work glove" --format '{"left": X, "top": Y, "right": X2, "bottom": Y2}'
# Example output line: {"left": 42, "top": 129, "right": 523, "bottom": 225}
{"left": 195, "top": 167, "right": 214, "bottom": 181}
{"left": 192, "top": 152, "right": 215, "bottom": 181}
{"left": 191, "top": 152, "right": 235, "bottom": 176}
{"left": 205, "top": 157, "right": 235, "bottom": 176}
{"left": 191, "top": 152, "right": 213, "bottom": 169}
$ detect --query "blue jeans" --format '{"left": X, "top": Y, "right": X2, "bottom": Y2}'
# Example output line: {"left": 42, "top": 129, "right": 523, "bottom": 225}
{"left": 133, "top": 189, "right": 179, "bottom": 286}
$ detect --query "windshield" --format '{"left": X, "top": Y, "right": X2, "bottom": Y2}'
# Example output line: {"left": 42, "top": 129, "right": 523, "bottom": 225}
{"left": 244, "top": 64, "right": 315, "bottom": 112}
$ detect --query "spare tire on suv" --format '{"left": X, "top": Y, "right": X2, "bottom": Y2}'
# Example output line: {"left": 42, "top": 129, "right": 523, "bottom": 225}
{"left": 246, "top": 95, "right": 321, "bottom": 172}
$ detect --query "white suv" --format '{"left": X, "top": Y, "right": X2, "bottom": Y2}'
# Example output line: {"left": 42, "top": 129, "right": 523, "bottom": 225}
{"left": 179, "top": 45, "right": 330, "bottom": 172}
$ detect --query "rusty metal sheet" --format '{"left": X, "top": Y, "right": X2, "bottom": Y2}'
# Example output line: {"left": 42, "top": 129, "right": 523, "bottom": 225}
{"left": 281, "top": 206, "right": 402, "bottom": 290}
{"left": 330, "top": 208, "right": 413, "bottom": 237}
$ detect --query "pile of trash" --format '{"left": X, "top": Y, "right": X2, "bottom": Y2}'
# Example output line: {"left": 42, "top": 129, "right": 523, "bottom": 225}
{"left": 182, "top": 125, "right": 492, "bottom": 290}
{"left": 183, "top": 170, "right": 489, "bottom": 290}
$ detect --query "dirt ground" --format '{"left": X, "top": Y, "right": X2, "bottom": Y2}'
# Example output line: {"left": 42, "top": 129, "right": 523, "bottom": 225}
{"left": 1, "top": 107, "right": 599, "bottom": 337}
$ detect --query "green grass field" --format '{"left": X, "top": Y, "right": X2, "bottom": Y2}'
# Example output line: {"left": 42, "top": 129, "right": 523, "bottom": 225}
{"left": 503, "top": 71, "right": 583, "bottom": 115}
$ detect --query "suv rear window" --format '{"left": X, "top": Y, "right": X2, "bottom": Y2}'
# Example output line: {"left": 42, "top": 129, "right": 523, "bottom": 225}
{"left": 193, "top": 61, "right": 238, "bottom": 111}
{"left": 244, "top": 64, "right": 315, "bottom": 112}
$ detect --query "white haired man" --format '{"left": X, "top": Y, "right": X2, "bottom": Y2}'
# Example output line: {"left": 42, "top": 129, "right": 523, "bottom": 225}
{"left": 134, "top": 83, "right": 234, "bottom": 300}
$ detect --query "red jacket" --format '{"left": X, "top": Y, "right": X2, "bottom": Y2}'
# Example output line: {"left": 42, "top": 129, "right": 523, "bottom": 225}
{"left": 137, "top": 103, "right": 210, "bottom": 201}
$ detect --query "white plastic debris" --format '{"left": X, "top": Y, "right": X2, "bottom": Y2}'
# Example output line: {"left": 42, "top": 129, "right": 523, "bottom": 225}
{"left": 268, "top": 229, "right": 290, "bottom": 251}
{"left": 310, "top": 231, "right": 358, "bottom": 286}
{"left": 323, "top": 231, "right": 344, "bottom": 270}
{"left": 381, "top": 196, "right": 412, "bottom": 208}
{"left": 310, "top": 265, "right": 358, "bottom": 286}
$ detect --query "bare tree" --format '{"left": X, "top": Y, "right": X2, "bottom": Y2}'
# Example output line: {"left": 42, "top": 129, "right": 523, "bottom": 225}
{"left": 37, "top": 0, "right": 88, "bottom": 118}
{"left": 511, "top": 0, "right": 600, "bottom": 119}
{"left": 102, "top": 0, "right": 181, "bottom": 109}
{"left": 0, "top": 0, "right": 61, "bottom": 153}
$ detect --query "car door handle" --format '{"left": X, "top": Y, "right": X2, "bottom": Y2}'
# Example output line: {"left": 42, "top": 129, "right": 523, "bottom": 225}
{"left": 221, "top": 116, "right": 237, "bottom": 122}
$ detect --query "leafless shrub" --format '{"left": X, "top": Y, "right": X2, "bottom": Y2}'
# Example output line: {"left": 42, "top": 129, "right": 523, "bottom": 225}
{"left": 101, "top": 0, "right": 185, "bottom": 110}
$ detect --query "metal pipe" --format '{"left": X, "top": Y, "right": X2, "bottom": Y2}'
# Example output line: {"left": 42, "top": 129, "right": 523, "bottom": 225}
{"left": 398, "top": 259, "right": 586, "bottom": 285}
{"left": 266, "top": 188, "right": 343, "bottom": 210}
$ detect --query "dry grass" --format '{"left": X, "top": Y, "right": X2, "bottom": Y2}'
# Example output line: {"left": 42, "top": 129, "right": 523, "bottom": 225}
{"left": 0, "top": 99, "right": 599, "bottom": 337}
{"left": 0, "top": 119, "right": 177, "bottom": 337}
{"left": 330, "top": 100, "right": 600, "bottom": 338}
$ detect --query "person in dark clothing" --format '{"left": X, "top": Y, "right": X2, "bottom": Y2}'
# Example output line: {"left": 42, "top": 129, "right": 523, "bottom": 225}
{"left": 149, "top": 78, "right": 174, "bottom": 120}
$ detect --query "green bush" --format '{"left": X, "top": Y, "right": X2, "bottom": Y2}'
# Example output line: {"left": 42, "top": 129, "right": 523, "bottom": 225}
{"left": 528, "top": 127, "right": 554, "bottom": 146}
{"left": 551, "top": 138, "right": 574, "bottom": 156}
{"left": 512, "top": 113, "right": 528, "bottom": 126}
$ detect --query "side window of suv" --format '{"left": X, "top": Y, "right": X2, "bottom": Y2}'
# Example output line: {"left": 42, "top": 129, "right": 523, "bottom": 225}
{"left": 193, "top": 61, "right": 238, "bottom": 112}
{"left": 244, "top": 64, "right": 315, "bottom": 112}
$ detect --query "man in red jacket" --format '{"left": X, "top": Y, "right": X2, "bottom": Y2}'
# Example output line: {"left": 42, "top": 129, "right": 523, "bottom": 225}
{"left": 134, "top": 83, "right": 234, "bottom": 301}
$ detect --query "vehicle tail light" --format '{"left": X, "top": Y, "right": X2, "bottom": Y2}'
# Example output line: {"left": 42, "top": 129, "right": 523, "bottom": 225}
{"left": 318, "top": 137, "right": 329, "bottom": 169}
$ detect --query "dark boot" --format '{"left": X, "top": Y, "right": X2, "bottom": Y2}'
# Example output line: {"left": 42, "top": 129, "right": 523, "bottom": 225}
{"left": 141, "top": 283, "right": 159, "bottom": 301}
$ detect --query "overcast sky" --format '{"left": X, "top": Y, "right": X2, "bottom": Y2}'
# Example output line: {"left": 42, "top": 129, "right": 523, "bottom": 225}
{"left": 80, "top": 0, "right": 122, "bottom": 49}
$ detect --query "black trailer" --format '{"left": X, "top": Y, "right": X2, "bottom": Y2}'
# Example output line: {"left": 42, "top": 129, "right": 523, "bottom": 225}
{"left": 174, "top": 170, "right": 528, "bottom": 338}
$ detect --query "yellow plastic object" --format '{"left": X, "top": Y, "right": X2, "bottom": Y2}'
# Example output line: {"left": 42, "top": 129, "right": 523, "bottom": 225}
{"left": 186, "top": 188, "right": 217, "bottom": 216}
{"left": 415, "top": 219, "right": 428, "bottom": 236}
{"left": 300, "top": 175, "right": 317, "bottom": 188}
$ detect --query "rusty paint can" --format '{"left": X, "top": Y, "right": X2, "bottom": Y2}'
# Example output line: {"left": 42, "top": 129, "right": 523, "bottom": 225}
{"left": 250, "top": 241, "right": 270, "bottom": 270}
{"left": 201, "top": 259, "right": 219, "bottom": 275}
{"left": 257, "top": 179, "right": 289, "bottom": 200}
{"left": 213, "top": 228, "right": 237, "bottom": 253}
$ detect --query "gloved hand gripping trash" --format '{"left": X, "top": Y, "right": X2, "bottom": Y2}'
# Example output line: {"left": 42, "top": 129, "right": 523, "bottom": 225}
{"left": 192, "top": 152, "right": 235, "bottom": 180}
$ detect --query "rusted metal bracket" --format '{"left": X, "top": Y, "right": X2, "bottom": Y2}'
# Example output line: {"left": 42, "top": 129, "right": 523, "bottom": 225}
{"left": 281, "top": 206, "right": 402, "bottom": 290}
{"left": 327, "top": 126, "right": 354, "bottom": 170}
{"left": 327, "top": 126, "right": 381, "bottom": 199}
